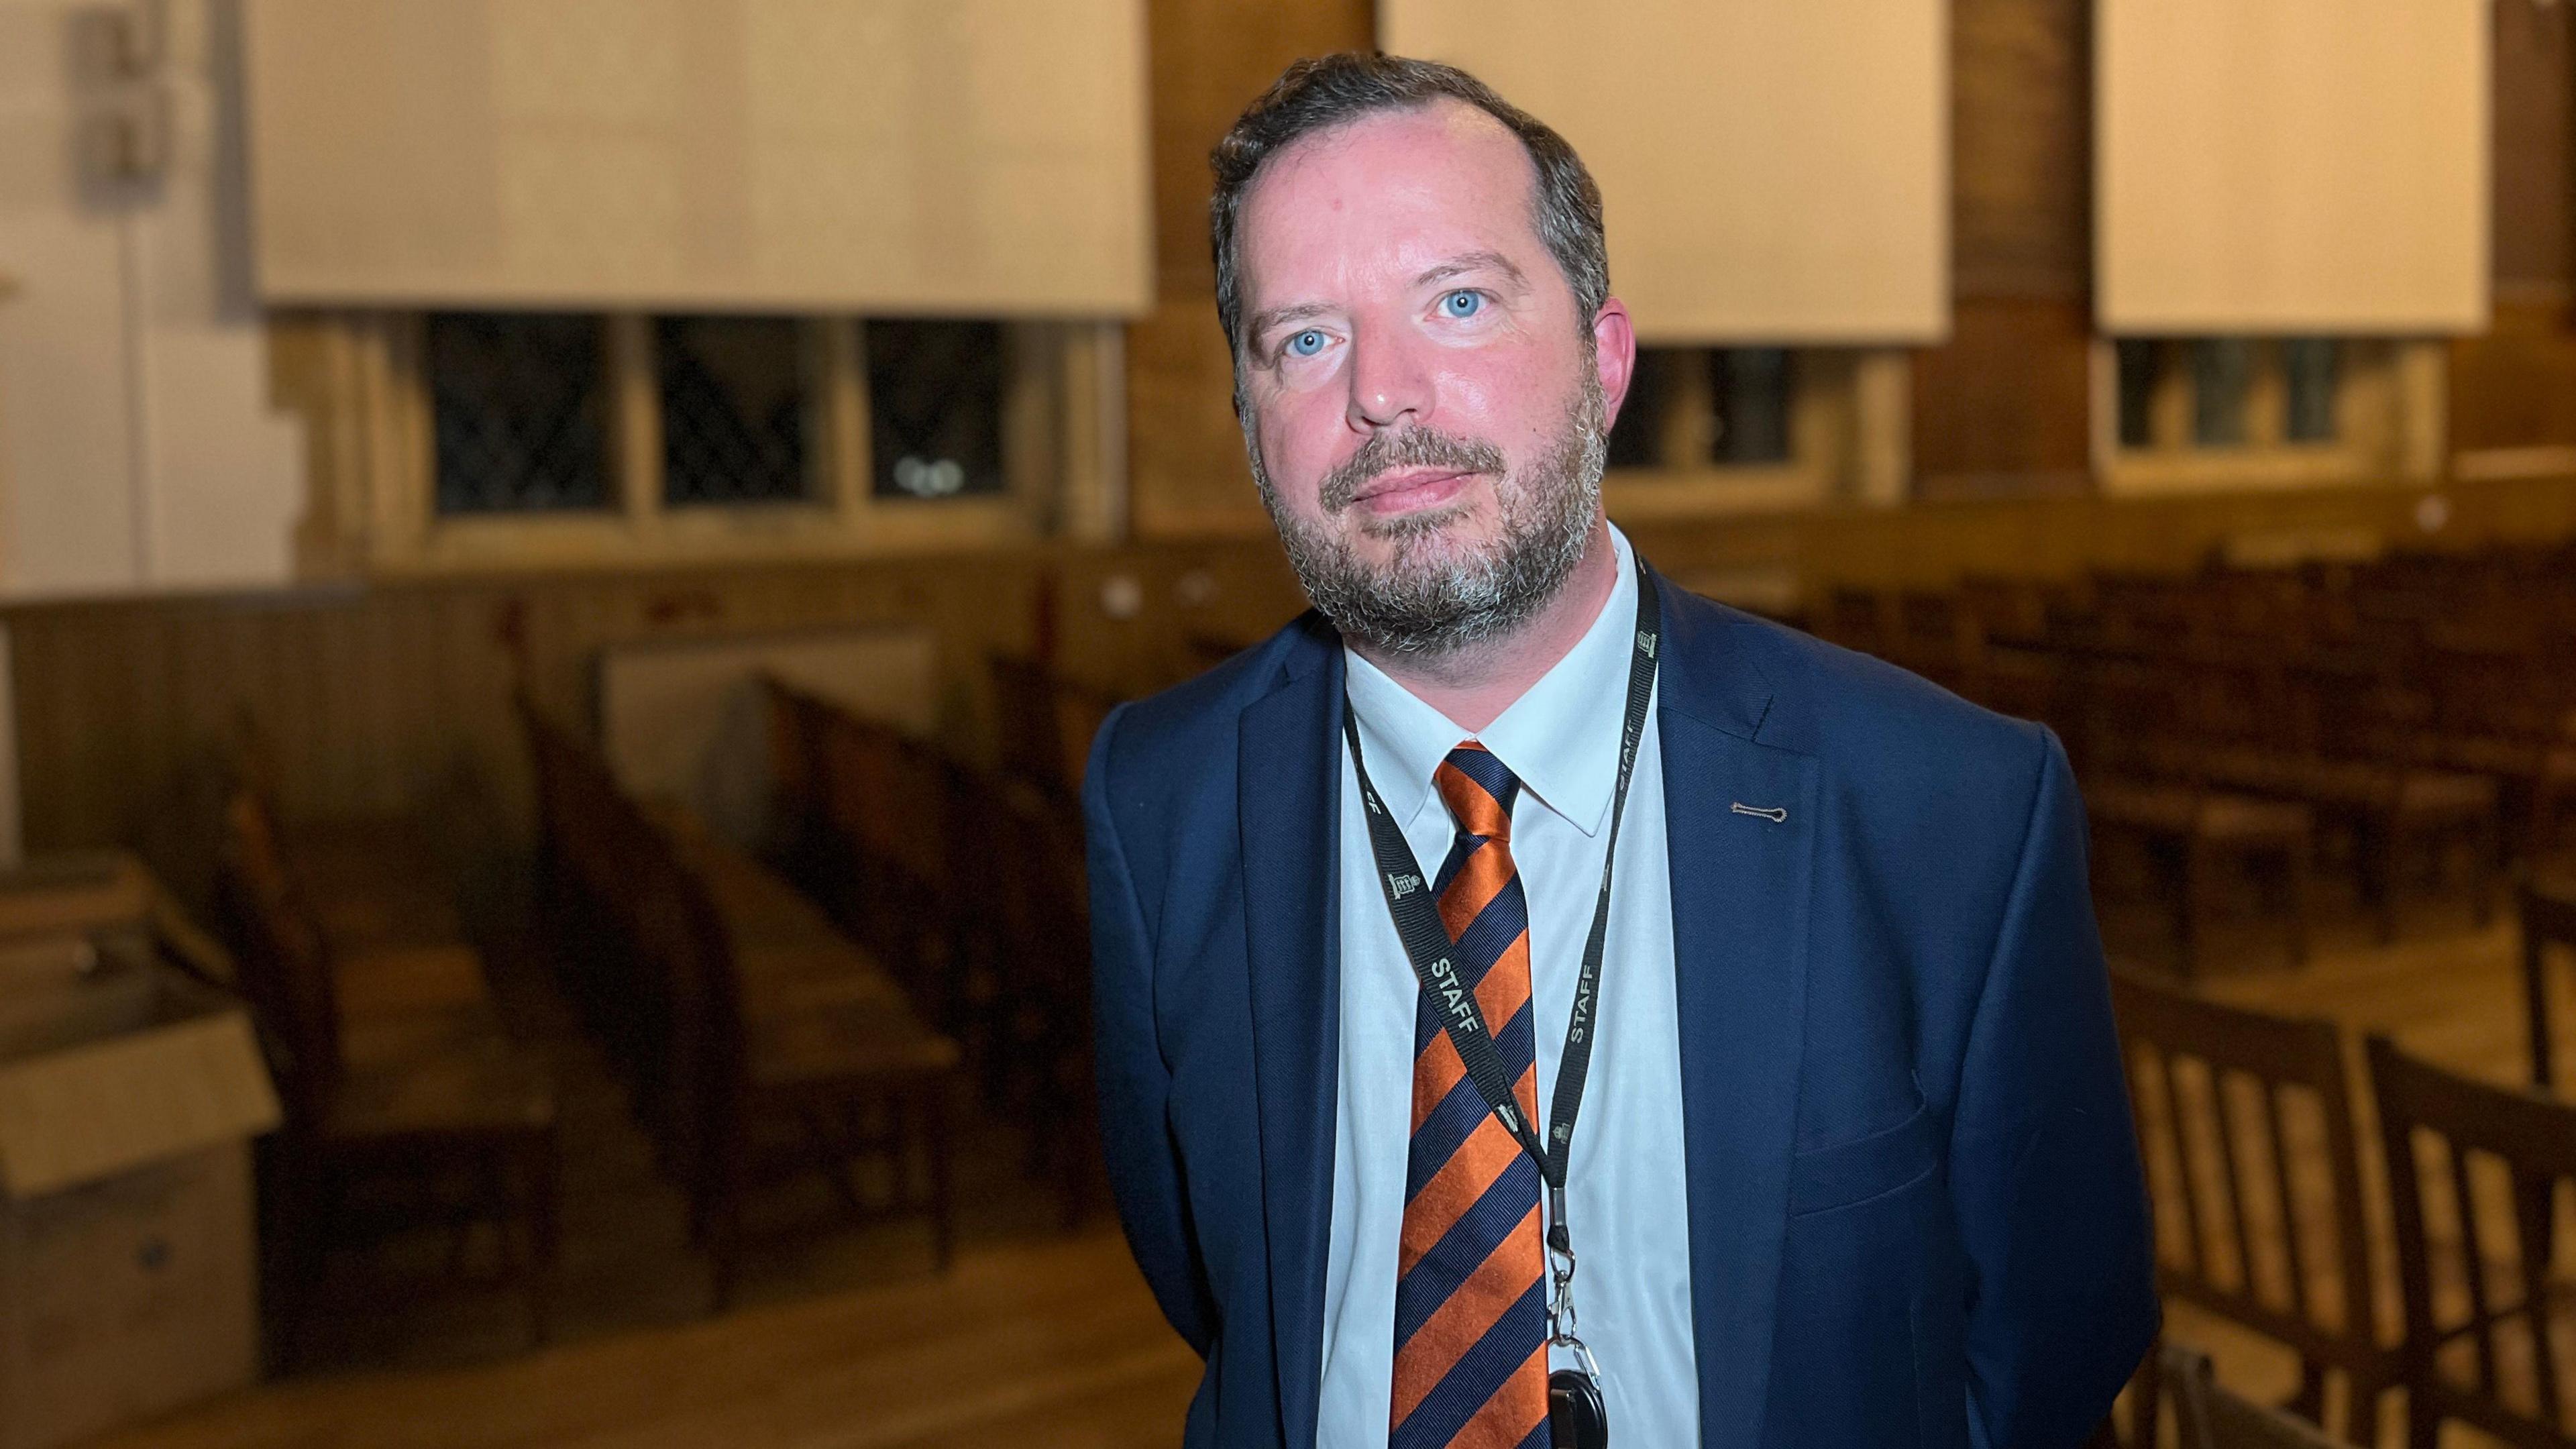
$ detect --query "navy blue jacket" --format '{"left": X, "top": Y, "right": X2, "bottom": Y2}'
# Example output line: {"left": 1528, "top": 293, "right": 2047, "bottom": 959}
{"left": 1083, "top": 568, "right": 2158, "bottom": 1448}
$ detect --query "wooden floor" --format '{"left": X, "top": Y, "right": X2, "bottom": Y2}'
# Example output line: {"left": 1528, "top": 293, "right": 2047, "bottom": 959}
{"left": 86, "top": 855, "right": 2562, "bottom": 1449}
{"left": 91, "top": 1230, "right": 1197, "bottom": 1449}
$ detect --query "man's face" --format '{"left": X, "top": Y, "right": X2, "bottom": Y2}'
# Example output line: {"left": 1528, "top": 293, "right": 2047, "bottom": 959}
{"left": 1232, "top": 101, "right": 1634, "bottom": 657}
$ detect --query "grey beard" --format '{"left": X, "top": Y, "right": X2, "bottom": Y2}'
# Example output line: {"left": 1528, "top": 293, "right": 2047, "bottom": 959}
{"left": 1248, "top": 377, "right": 1608, "bottom": 662}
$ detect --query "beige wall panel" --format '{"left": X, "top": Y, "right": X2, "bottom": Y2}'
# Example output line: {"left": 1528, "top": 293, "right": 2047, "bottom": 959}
{"left": 1381, "top": 0, "right": 1948, "bottom": 345}
{"left": 2097, "top": 0, "right": 2489, "bottom": 335}
{"left": 244, "top": 0, "right": 1152, "bottom": 317}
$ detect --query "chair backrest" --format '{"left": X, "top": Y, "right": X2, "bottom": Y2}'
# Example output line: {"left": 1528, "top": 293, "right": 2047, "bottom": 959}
{"left": 2109, "top": 973, "right": 2379, "bottom": 1375}
{"left": 2367, "top": 1033, "right": 2576, "bottom": 1448}
{"left": 761, "top": 676, "right": 828, "bottom": 860}
{"left": 987, "top": 653, "right": 1120, "bottom": 800}
{"left": 2163, "top": 1343, "right": 2341, "bottom": 1449}
{"left": 212, "top": 787, "right": 343, "bottom": 1122}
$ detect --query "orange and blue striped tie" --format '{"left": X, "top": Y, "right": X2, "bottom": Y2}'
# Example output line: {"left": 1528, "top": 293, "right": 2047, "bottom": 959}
{"left": 1389, "top": 741, "right": 1550, "bottom": 1449}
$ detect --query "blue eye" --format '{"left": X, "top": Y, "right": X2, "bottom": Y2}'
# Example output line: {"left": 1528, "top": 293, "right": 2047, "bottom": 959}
{"left": 1440, "top": 290, "right": 1484, "bottom": 318}
{"left": 1285, "top": 329, "right": 1327, "bottom": 358}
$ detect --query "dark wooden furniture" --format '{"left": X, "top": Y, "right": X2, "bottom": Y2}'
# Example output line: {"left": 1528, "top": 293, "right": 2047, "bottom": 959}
{"left": 2369, "top": 1032, "right": 2576, "bottom": 1448}
{"left": 2088, "top": 781, "right": 2314, "bottom": 973}
{"left": 2110, "top": 973, "right": 2390, "bottom": 1442}
{"left": 766, "top": 678, "right": 1095, "bottom": 1224}
{"left": 213, "top": 788, "right": 559, "bottom": 1358}
{"left": 2164, "top": 1342, "right": 2343, "bottom": 1449}
{"left": 2523, "top": 871, "right": 2576, "bottom": 1092}
{"left": 987, "top": 653, "right": 1121, "bottom": 801}
{"left": 523, "top": 699, "right": 959, "bottom": 1310}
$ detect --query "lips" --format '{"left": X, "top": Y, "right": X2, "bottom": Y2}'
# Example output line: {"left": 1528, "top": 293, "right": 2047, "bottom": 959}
{"left": 1350, "top": 467, "right": 1479, "bottom": 513}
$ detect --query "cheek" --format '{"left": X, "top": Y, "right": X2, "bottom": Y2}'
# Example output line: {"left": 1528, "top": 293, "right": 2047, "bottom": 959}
{"left": 1434, "top": 354, "right": 1571, "bottom": 451}
{"left": 1257, "top": 391, "right": 1352, "bottom": 501}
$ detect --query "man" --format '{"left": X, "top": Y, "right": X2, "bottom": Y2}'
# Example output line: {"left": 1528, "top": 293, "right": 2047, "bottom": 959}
{"left": 1085, "top": 52, "right": 2156, "bottom": 1449}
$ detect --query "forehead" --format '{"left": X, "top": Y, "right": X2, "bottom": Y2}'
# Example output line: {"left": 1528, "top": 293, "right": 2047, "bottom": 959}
{"left": 1236, "top": 99, "right": 1547, "bottom": 299}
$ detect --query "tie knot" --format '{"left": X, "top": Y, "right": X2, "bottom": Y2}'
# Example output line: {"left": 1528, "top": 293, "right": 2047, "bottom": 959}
{"left": 1435, "top": 742, "right": 1520, "bottom": 841}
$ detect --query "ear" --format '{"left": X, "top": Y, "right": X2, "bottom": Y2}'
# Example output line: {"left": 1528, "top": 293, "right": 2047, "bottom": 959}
{"left": 1590, "top": 297, "right": 1638, "bottom": 433}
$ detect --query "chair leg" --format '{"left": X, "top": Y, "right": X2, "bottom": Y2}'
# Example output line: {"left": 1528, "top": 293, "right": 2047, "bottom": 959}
{"left": 708, "top": 1126, "right": 746, "bottom": 1314}
{"left": 523, "top": 1132, "right": 559, "bottom": 1348}
{"left": 2286, "top": 1359, "right": 2326, "bottom": 1424}
{"left": 2359, "top": 820, "right": 2398, "bottom": 943}
{"left": 925, "top": 1081, "right": 955, "bottom": 1273}
{"left": 2286, "top": 837, "right": 2312, "bottom": 965}
{"left": 2471, "top": 816, "right": 2499, "bottom": 927}
{"left": 2178, "top": 841, "right": 2209, "bottom": 977}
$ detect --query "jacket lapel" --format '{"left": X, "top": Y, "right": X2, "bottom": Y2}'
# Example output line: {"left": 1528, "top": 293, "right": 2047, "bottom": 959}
{"left": 1238, "top": 618, "right": 1343, "bottom": 1448}
{"left": 1652, "top": 571, "right": 1818, "bottom": 1445}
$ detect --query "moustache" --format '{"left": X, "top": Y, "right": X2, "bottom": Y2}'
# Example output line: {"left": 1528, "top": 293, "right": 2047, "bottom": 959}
{"left": 1318, "top": 428, "right": 1508, "bottom": 514}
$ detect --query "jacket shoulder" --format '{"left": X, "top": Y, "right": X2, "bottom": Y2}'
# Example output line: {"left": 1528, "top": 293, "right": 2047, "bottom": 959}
{"left": 1672, "top": 590, "right": 2053, "bottom": 786}
{"left": 1087, "top": 611, "right": 1329, "bottom": 800}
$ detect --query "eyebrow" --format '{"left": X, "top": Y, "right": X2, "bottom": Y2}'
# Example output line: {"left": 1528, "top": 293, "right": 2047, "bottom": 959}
{"left": 1244, "top": 301, "right": 1334, "bottom": 347}
{"left": 1415, "top": 250, "right": 1528, "bottom": 290}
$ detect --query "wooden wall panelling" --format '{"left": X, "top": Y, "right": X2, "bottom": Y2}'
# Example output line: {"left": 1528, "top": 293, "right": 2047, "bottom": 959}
{"left": 27, "top": 476, "right": 2576, "bottom": 877}
{"left": 1951, "top": 0, "right": 2089, "bottom": 300}
{"left": 1913, "top": 1, "right": 2094, "bottom": 501}
{"left": 1127, "top": 0, "right": 1373, "bottom": 539}
{"left": 2452, "top": 298, "right": 2576, "bottom": 464}
{"left": 1911, "top": 297, "right": 2096, "bottom": 499}
{"left": 2491, "top": 0, "right": 2572, "bottom": 292}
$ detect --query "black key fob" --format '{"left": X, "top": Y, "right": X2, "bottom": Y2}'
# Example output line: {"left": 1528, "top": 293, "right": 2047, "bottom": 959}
{"left": 1549, "top": 1367, "right": 1608, "bottom": 1449}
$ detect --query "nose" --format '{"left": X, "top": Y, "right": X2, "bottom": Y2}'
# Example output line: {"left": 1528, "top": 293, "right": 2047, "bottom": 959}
{"left": 1344, "top": 323, "right": 1434, "bottom": 433}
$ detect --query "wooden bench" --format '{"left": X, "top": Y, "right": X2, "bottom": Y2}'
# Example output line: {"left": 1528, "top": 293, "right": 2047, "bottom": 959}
{"left": 522, "top": 698, "right": 959, "bottom": 1309}
{"left": 214, "top": 786, "right": 558, "bottom": 1359}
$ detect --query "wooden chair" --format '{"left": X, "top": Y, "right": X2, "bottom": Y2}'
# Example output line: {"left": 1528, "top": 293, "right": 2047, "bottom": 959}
{"left": 985, "top": 771, "right": 1099, "bottom": 1226}
{"left": 2164, "top": 1342, "right": 2343, "bottom": 1449}
{"left": 2110, "top": 973, "right": 2392, "bottom": 1442}
{"left": 987, "top": 653, "right": 1120, "bottom": 802}
{"left": 2087, "top": 781, "right": 2314, "bottom": 973}
{"left": 522, "top": 696, "right": 960, "bottom": 1309}
{"left": 213, "top": 788, "right": 558, "bottom": 1358}
{"left": 641, "top": 805, "right": 961, "bottom": 1310}
{"left": 2523, "top": 871, "right": 2576, "bottom": 1092}
{"left": 2368, "top": 1033, "right": 2576, "bottom": 1448}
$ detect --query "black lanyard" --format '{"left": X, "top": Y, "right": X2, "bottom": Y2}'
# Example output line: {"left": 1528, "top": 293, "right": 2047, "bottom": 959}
{"left": 1342, "top": 555, "right": 1660, "bottom": 1260}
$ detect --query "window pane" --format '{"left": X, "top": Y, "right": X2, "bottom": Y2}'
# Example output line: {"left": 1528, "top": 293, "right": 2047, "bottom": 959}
{"left": 2190, "top": 337, "right": 2252, "bottom": 446}
{"left": 2282, "top": 337, "right": 2339, "bottom": 442}
{"left": 429, "top": 313, "right": 608, "bottom": 514}
{"left": 867, "top": 321, "right": 1007, "bottom": 500}
{"left": 2115, "top": 339, "right": 2160, "bottom": 449}
{"left": 1605, "top": 349, "right": 1676, "bottom": 469}
{"left": 1713, "top": 348, "right": 1794, "bottom": 464}
{"left": 659, "top": 317, "right": 810, "bottom": 506}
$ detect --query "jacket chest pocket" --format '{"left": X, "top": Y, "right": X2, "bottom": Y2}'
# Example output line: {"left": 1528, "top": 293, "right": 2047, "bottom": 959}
{"left": 1788, "top": 1099, "right": 1940, "bottom": 1217}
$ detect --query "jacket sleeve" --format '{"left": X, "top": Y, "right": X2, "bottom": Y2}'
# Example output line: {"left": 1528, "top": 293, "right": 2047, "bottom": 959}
{"left": 1084, "top": 704, "right": 1214, "bottom": 1356}
{"left": 1951, "top": 727, "right": 2159, "bottom": 1446}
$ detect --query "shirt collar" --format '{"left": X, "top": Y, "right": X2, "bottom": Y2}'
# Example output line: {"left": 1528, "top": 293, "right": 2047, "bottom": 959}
{"left": 1343, "top": 525, "right": 1643, "bottom": 839}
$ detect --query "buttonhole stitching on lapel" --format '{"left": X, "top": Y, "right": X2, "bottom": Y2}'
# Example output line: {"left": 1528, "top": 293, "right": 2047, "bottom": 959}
{"left": 1729, "top": 802, "right": 1788, "bottom": 823}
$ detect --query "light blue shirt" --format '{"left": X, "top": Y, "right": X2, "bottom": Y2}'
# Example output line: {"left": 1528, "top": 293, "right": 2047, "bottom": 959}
{"left": 1318, "top": 525, "right": 1700, "bottom": 1446}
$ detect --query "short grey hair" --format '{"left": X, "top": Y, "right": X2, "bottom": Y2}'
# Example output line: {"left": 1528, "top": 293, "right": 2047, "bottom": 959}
{"left": 1208, "top": 52, "right": 1610, "bottom": 364}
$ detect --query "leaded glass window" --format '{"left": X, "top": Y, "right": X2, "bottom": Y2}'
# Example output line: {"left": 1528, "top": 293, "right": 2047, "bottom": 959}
{"left": 1603, "top": 347, "right": 1799, "bottom": 470}
{"left": 658, "top": 316, "right": 811, "bottom": 506}
{"left": 2115, "top": 339, "right": 2161, "bottom": 449}
{"left": 1605, "top": 350, "right": 1676, "bottom": 469}
{"left": 2282, "top": 338, "right": 2339, "bottom": 443}
{"left": 429, "top": 313, "right": 609, "bottom": 514}
{"left": 1712, "top": 348, "right": 1794, "bottom": 464}
{"left": 2191, "top": 339, "right": 2253, "bottom": 446}
{"left": 867, "top": 320, "right": 1006, "bottom": 500}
